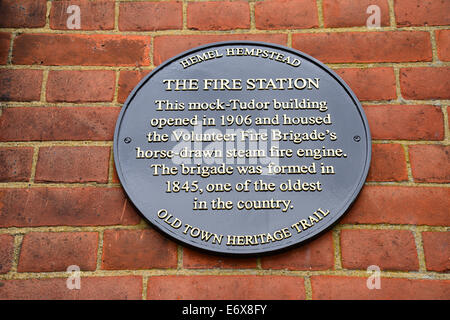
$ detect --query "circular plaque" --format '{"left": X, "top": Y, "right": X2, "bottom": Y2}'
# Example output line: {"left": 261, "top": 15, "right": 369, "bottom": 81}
{"left": 114, "top": 41, "right": 371, "bottom": 255}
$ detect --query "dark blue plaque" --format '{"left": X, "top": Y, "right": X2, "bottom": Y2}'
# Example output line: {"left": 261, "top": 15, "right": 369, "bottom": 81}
{"left": 114, "top": 41, "right": 371, "bottom": 255}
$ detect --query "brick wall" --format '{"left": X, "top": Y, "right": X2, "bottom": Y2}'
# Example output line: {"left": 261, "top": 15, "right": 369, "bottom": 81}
{"left": 0, "top": 0, "right": 449, "bottom": 300}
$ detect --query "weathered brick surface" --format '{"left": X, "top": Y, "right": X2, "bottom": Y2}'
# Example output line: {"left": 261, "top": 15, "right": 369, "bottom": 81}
{"left": 394, "top": 0, "right": 450, "bottom": 27}
{"left": 50, "top": 0, "right": 115, "bottom": 30}
{"left": 261, "top": 231, "right": 334, "bottom": 270}
{"left": 323, "top": 0, "right": 390, "bottom": 27}
{"left": 111, "top": 161, "right": 120, "bottom": 184}
{"left": 335, "top": 68, "right": 396, "bottom": 101}
{"left": 342, "top": 186, "right": 450, "bottom": 226}
{"left": 0, "top": 147, "right": 34, "bottom": 182}
{"left": 154, "top": 34, "right": 287, "bottom": 65}
{"left": 0, "top": 107, "right": 120, "bottom": 141}
{"left": 118, "top": 70, "right": 151, "bottom": 103}
{"left": 147, "top": 275, "right": 305, "bottom": 300}
{"left": 0, "top": 234, "right": 14, "bottom": 274}
{"left": 18, "top": 232, "right": 98, "bottom": 272}
{"left": 292, "top": 31, "right": 432, "bottom": 63}
{"left": 0, "top": 276, "right": 142, "bottom": 300}
{"left": 436, "top": 30, "right": 450, "bottom": 61}
{"left": 367, "top": 144, "right": 408, "bottom": 182}
{"left": 0, "top": 0, "right": 46, "bottom": 28}
{"left": 0, "top": 33, "right": 11, "bottom": 65}
{"left": 102, "top": 229, "right": 177, "bottom": 270}
{"left": 188, "top": 1, "right": 250, "bottom": 31}
{"left": 183, "top": 248, "right": 257, "bottom": 269}
{"left": 341, "top": 229, "right": 419, "bottom": 271}
{"left": 0, "top": 69, "right": 42, "bottom": 101}
{"left": 35, "top": 146, "right": 111, "bottom": 183}
{"left": 119, "top": 1, "right": 182, "bottom": 31}
{"left": 255, "top": 0, "right": 318, "bottom": 29}
{"left": 409, "top": 145, "right": 450, "bottom": 183}
{"left": 311, "top": 276, "right": 450, "bottom": 300}
{"left": 364, "top": 105, "right": 444, "bottom": 141}
{"left": 422, "top": 232, "right": 450, "bottom": 272}
{"left": 46, "top": 70, "right": 115, "bottom": 103}
{"left": 0, "top": 188, "right": 140, "bottom": 227}
{"left": 400, "top": 67, "right": 450, "bottom": 100}
{"left": 13, "top": 34, "right": 150, "bottom": 66}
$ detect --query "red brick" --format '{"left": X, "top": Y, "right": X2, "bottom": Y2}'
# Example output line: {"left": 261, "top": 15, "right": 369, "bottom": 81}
{"left": 422, "top": 232, "right": 450, "bottom": 272}
{"left": 188, "top": 1, "right": 250, "bottom": 31}
{"left": 0, "top": 69, "right": 42, "bottom": 101}
{"left": 112, "top": 159, "right": 120, "bottom": 184}
{"left": 50, "top": 0, "right": 115, "bottom": 30}
{"left": 0, "top": 276, "right": 142, "bottom": 300}
{"left": 102, "top": 229, "right": 177, "bottom": 270}
{"left": 119, "top": 1, "right": 182, "bottom": 31}
{"left": 0, "top": 234, "right": 14, "bottom": 274}
{"left": 18, "top": 232, "right": 98, "bottom": 272}
{"left": 292, "top": 31, "right": 432, "bottom": 63}
{"left": 400, "top": 67, "right": 450, "bottom": 100}
{"left": 409, "top": 145, "right": 450, "bottom": 183}
{"left": 0, "top": 107, "right": 119, "bottom": 141}
{"left": 395, "top": 0, "right": 450, "bottom": 27}
{"left": 35, "top": 146, "right": 111, "bottom": 183}
{"left": 13, "top": 34, "right": 150, "bottom": 66}
{"left": 183, "top": 247, "right": 257, "bottom": 269}
{"left": 436, "top": 30, "right": 450, "bottom": 61}
{"left": 323, "top": 0, "right": 390, "bottom": 27}
{"left": 255, "top": 0, "right": 318, "bottom": 29}
{"left": 0, "top": 147, "right": 34, "bottom": 182}
{"left": 46, "top": 70, "right": 115, "bottom": 103}
{"left": 364, "top": 105, "right": 444, "bottom": 141}
{"left": 335, "top": 68, "right": 396, "bottom": 101}
{"left": 118, "top": 70, "right": 151, "bottom": 104}
{"left": 0, "top": 0, "right": 46, "bottom": 28}
{"left": 0, "top": 187, "right": 140, "bottom": 227}
{"left": 342, "top": 186, "right": 450, "bottom": 226}
{"left": 261, "top": 231, "right": 333, "bottom": 270}
{"left": 0, "top": 33, "right": 11, "bottom": 64}
{"left": 154, "top": 34, "right": 287, "bottom": 65}
{"left": 367, "top": 144, "right": 408, "bottom": 182}
{"left": 311, "top": 276, "right": 450, "bottom": 300}
{"left": 147, "top": 275, "right": 305, "bottom": 300}
{"left": 341, "top": 229, "right": 419, "bottom": 271}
